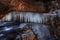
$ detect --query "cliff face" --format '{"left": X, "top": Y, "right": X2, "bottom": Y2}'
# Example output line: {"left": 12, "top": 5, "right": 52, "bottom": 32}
{"left": 0, "top": 0, "right": 60, "bottom": 19}
{"left": 0, "top": 0, "right": 46, "bottom": 19}
{"left": 0, "top": 0, "right": 58, "bottom": 12}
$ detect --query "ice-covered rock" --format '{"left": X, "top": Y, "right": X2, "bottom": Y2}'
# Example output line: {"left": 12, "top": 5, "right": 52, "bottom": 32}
{"left": 1, "top": 12, "right": 46, "bottom": 23}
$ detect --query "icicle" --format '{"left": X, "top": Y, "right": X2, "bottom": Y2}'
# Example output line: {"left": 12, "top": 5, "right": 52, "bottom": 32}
{"left": 1, "top": 12, "right": 56, "bottom": 23}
